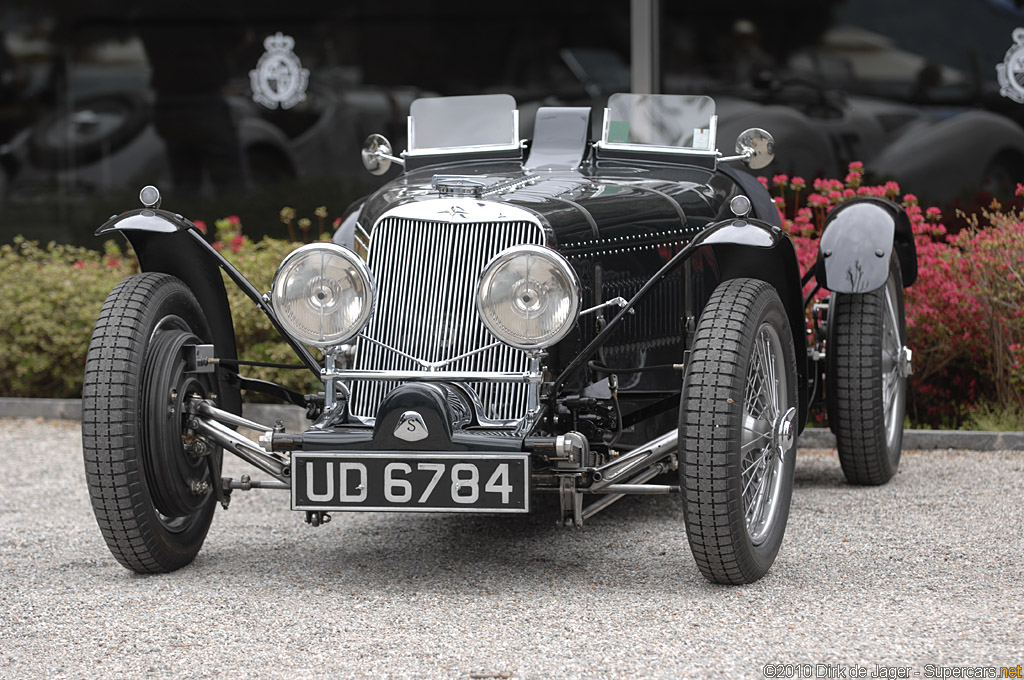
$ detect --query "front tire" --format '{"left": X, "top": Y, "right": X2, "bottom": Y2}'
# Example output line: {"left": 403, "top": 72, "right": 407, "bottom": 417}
{"left": 82, "top": 273, "right": 220, "bottom": 573}
{"left": 680, "top": 278, "right": 798, "bottom": 585}
{"left": 827, "top": 259, "right": 908, "bottom": 485}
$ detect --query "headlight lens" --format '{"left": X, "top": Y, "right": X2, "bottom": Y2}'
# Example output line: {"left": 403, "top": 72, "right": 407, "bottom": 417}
{"left": 271, "top": 243, "right": 374, "bottom": 348}
{"left": 476, "top": 245, "right": 580, "bottom": 350}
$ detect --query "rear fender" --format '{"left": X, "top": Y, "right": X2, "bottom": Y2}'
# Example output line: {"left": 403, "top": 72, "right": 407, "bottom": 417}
{"left": 815, "top": 197, "right": 917, "bottom": 293}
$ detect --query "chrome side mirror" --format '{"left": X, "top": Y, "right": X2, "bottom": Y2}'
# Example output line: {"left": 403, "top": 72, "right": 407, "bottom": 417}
{"left": 735, "top": 128, "right": 775, "bottom": 170}
{"left": 361, "top": 134, "right": 404, "bottom": 176}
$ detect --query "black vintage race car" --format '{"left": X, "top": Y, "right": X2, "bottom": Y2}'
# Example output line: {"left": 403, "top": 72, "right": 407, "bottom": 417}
{"left": 82, "top": 93, "right": 917, "bottom": 584}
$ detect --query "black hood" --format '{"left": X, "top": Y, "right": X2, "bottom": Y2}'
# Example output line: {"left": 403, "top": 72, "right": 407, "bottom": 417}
{"left": 358, "top": 159, "right": 742, "bottom": 247}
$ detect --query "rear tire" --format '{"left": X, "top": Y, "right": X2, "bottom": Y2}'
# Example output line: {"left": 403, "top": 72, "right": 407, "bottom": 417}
{"left": 82, "top": 273, "right": 219, "bottom": 573}
{"left": 680, "top": 278, "right": 798, "bottom": 585}
{"left": 827, "top": 259, "right": 908, "bottom": 485}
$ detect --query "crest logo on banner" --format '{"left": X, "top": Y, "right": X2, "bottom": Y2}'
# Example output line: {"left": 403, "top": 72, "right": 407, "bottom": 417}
{"left": 997, "top": 28, "right": 1024, "bottom": 104}
{"left": 250, "top": 33, "right": 309, "bottom": 110}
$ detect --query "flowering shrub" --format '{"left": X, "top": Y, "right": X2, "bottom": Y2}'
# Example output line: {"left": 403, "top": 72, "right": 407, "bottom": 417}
{"left": 764, "top": 167, "right": 1024, "bottom": 427}
{"left": 951, "top": 196, "right": 1024, "bottom": 413}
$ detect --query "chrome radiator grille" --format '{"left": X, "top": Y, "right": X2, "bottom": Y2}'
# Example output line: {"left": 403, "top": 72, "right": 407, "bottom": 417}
{"left": 350, "top": 216, "right": 545, "bottom": 420}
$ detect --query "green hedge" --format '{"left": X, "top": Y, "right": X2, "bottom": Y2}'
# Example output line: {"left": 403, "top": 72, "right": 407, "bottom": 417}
{"left": 0, "top": 233, "right": 319, "bottom": 400}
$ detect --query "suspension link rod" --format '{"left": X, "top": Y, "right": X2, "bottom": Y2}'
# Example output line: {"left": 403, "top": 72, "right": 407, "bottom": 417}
{"left": 590, "top": 430, "right": 678, "bottom": 491}
{"left": 193, "top": 418, "right": 290, "bottom": 482}
{"left": 592, "top": 483, "right": 679, "bottom": 495}
{"left": 191, "top": 398, "right": 273, "bottom": 433}
{"left": 224, "top": 477, "right": 289, "bottom": 490}
{"left": 582, "top": 464, "right": 669, "bottom": 521}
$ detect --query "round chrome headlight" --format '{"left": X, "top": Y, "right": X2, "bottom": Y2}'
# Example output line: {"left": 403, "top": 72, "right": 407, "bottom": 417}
{"left": 476, "top": 245, "right": 580, "bottom": 350}
{"left": 271, "top": 243, "right": 374, "bottom": 348}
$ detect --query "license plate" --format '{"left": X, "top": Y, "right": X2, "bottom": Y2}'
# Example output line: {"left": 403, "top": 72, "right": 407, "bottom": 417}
{"left": 291, "top": 452, "right": 530, "bottom": 513}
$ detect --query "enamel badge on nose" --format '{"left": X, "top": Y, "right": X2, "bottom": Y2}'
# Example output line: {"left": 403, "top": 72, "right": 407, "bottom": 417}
{"left": 394, "top": 411, "right": 429, "bottom": 442}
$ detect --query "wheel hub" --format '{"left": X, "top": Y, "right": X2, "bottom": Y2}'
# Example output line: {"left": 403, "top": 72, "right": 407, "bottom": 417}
{"left": 141, "top": 329, "right": 216, "bottom": 519}
{"left": 773, "top": 407, "right": 797, "bottom": 460}
{"left": 897, "top": 346, "right": 913, "bottom": 379}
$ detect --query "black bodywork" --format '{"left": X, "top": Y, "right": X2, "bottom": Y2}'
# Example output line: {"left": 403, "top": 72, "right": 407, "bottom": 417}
{"left": 87, "top": 94, "right": 917, "bottom": 582}
{"left": 101, "top": 160, "right": 802, "bottom": 440}
{"left": 99, "top": 145, "right": 909, "bottom": 442}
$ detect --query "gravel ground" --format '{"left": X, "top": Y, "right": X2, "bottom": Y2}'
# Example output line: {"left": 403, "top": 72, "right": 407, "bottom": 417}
{"left": 1, "top": 418, "right": 1021, "bottom": 680}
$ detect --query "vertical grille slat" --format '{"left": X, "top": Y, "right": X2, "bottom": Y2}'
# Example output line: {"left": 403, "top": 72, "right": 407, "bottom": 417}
{"left": 351, "top": 217, "right": 544, "bottom": 420}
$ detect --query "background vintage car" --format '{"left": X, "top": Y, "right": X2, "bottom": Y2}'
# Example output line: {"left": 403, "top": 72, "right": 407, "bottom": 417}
{"left": 2, "top": 0, "right": 1021, "bottom": 248}
{"left": 0, "top": 67, "right": 427, "bottom": 240}
{"left": 80, "top": 92, "right": 916, "bottom": 586}
{"left": 562, "top": 46, "right": 1024, "bottom": 205}
{"left": 1, "top": 76, "right": 425, "bottom": 195}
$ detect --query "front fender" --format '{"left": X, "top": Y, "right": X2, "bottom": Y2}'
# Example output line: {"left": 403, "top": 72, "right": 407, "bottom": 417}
{"left": 97, "top": 210, "right": 244, "bottom": 414}
{"left": 552, "top": 215, "right": 810, "bottom": 427}
{"left": 814, "top": 197, "right": 917, "bottom": 294}
{"left": 704, "top": 217, "right": 809, "bottom": 431}
{"left": 332, "top": 197, "right": 367, "bottom": 250}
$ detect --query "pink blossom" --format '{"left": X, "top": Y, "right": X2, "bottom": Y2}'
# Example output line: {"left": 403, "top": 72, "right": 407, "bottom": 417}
{"left": 193, "top": 220, "right": 207, "bottom": 234}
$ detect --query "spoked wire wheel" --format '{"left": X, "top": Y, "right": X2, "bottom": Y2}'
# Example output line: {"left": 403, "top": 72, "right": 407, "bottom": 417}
{"left": 742, "top": 323, "right": 793, "bottom": 546}
{"left": 680, "top": 278, "right": 798, "bottom": 585}
{"left": 881, "top": 276, "right": 908, "bottom": 455}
